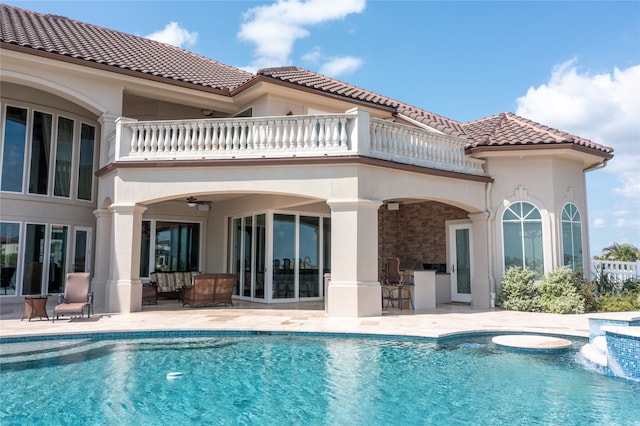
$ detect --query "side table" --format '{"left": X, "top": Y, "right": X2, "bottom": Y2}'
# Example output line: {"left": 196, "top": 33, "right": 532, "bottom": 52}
{"left": 22, "top": 295, "right": 49, "bottom": 321}
{"left": 142, "top": 283, "right": 158, "bottom": 305}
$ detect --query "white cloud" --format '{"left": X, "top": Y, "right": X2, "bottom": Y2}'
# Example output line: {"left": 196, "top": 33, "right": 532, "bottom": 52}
{"left": 517, "top": 59, "right": 640, "bottom": 250}
{"left": 319, "top": 56, "right": 362, "bottom": 77}
{"left": 146, "top": 22, "right": 198, "bottom": 48}
{"left": 302, "top": 47, "right": 323, "bottom": 63}
{"left": 238, "top": 0, "right": 366, "bottom": 70}
{"left": 516, "top": 59, "right": 640, "bottom": 196}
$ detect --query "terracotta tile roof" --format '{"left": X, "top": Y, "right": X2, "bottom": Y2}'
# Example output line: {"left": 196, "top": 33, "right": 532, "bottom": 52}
{"left": 463, "top": 112, "right": 613, "bottom": 155}
{"left": 0, "top": 4, "right": 253, "bottom": 92}
{"left": 1, "top": 4, "right": 613, "bottom": 158}
{"left": 257, "top": 66, "right": 469, "bottom": 138}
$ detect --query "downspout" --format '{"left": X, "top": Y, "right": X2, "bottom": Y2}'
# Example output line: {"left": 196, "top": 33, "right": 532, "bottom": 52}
{"left": 485, "top": 181, "right": 496, "bottom": 308}
{"left": 583, "top": 158, "right": 609, "bottom": 173}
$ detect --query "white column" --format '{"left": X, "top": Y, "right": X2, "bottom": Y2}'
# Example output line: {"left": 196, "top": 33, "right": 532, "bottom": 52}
{"left": 469, "top": 211, "right": 491, "bottom": 308}
{"left": 107, "top": 203, "right": 147, "bottom": 313}
{"left": 326, "top": 198, "right": 382, "bottom": 317}
{"left": 92, "top": 208, "right": 112, "bottom": 313}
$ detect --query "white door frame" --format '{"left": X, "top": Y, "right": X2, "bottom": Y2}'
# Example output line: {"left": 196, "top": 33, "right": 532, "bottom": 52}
{"left": 449, "top": 222, "right": 472, "bottom": 303}
{"left": 72, "top": 227, "right": 92, "bottom": 273}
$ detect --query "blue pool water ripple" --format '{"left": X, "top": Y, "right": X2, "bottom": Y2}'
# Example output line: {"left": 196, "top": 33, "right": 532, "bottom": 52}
{"left": 1, "top": 334, "right": 639, "bottom": 425}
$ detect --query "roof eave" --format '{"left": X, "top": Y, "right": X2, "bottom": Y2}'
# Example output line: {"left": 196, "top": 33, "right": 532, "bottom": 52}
{"left": 466, "top": 142, "right": 614, "bottom": 160}
{"left": 1, "top": 42, "right": 234, "bottom": 97}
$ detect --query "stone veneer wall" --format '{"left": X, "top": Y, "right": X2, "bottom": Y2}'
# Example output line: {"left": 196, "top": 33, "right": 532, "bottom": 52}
{"left": 378, "top": 201, "right": 469, "bottom": 267}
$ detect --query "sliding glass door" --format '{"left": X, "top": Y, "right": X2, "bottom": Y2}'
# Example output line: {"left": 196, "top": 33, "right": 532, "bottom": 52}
{"left": 232, "top": 212, "right": 328, "bottom": 303}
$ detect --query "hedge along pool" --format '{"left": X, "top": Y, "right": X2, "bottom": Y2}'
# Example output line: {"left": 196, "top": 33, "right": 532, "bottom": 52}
{"left": 1, "top": 331, "right": 639, "bottom": 425}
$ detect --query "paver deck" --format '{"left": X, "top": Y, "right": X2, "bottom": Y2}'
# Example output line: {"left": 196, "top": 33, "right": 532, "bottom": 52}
{"left": 0, "top": 299, "right": 592, "bottom": 340}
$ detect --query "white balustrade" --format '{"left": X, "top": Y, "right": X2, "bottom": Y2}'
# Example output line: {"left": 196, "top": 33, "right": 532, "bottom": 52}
{"left": 123, "top": 115, "right": 350, "bottom": 159}
{"left": 114, "top": 112, "right": 486, "bottom": 176}
{"left": 369, "top": 118, "right": 485, "bottom": 175}
{"left": 593, "top": 260, "right": 640, "bottom": 284}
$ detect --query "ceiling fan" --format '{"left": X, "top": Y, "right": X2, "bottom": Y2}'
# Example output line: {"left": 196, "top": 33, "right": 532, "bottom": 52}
{"left": 186, "top": 197, "right": 212, "bottom": 208}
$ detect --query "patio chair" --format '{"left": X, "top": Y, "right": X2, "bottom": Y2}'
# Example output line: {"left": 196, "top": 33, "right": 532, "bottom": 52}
{"left": 386, "top": 257, "right": 401, "bottom": 285}
{"left": 1, "top": 266, "right": 16, "bottom": 294}
{"left": 53, "top": 272, "right": 93, "bottom": 322}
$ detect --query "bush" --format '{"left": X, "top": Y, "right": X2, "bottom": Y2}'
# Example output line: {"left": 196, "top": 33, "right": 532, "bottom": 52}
{"left": 538, "top": 268, "right": 585, "bottom": 314}
{"left": 497, "top": 267, "right": 540, "bottom": 312}
{"left": 577, "top": 281, "right": 597, "bottom": 312}
{"left": 596, "top": 292, "right": 640, "bottom": 312}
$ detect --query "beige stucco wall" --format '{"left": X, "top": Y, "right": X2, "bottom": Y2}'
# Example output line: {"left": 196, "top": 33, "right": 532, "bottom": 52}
{"left": 485, "top": 152, "right": 591, "bottom": 291}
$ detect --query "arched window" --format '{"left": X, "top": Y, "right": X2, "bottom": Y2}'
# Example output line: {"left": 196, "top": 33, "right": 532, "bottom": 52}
{"left": 502, "top": 201, "right": 544, "bottom": 278}
{"left": 561, "top": 203, "right": 583, "bottom": 272}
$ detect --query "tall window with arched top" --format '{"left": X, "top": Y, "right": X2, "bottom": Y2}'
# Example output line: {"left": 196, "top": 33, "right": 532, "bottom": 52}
{"left": 561, "top": 203, "right": 583, "bottom": 272}
{"left": 502, "top": 201, "right": 544, "bottom": 278}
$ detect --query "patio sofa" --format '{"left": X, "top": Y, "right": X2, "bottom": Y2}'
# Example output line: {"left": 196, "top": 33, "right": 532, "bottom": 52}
{"left": 182, "top": 273, "right": 236, "bottom": 308}
{"left": 149, "top": 271, "right": 200, "bottom": 298}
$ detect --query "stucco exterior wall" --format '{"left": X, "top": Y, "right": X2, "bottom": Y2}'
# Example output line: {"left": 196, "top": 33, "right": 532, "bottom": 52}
{"left": 485, "top": 153, "right": 590, "bottom": 289}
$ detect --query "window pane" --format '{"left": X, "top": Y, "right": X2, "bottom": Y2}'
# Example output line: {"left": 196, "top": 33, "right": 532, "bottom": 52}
{"left": 242, "top": 216, "right": 253, "bottom": 297}
{"left": 48, "top": 225, "right": 68, "bottom": 293}
{"left": 503, "top": 222, "right": 523, "bottom": 270}
{"left": 254, "top": 214, "right": 266, "bottom": 299}
{"left": 140, "top": 221, "right": 151, "bottom": 277}
{"left": 299, "top": 216, "right": 319, "bottom": 297}
{"left": 23, "top": 224, "right": 46, "bottom": 295}
{"left": 562, "top": 203, "right": 583, "bottom": 272}
{"left": 77, "top": 124, "right": 95, "bottom": 200}
{"left": 1, "top": 106, "right": 28, "bottom": 192}
{"left": 1, "top": 222, "right": 20, "bottom": 295}
{"left": 28, "top": 111, "right": 53, "bottom": 194}
{"left": 154, "top": 222, "right": 199, "bottom": 272}
{"left": 523, "top": 222, "right": 544, "bottom": 278}
{"left": 323, "top": 217, "right": 331, "bottom": 275}
{"left": 572, "top": 222, "right": 583, "bottom": 271}
{"left": 273, "top": 214, "right": 295, "bottom": 299}
{"left": 54, "top": 117, "right": 74, "bottom": 197}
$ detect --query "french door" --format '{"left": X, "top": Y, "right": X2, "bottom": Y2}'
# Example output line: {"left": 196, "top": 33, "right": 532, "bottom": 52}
{"left": 449, "top": 223, "right": 472, "bottom": 303}
{"left": 72, "top": 227, "right": 92, "bottom": 273}
{"left": 231, "top": 212, "right": 326, "bottom": 302}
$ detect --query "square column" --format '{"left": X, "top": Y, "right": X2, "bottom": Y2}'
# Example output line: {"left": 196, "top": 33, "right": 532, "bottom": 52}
{"left": 326, "top": 198, "right": 382, "bottom": 317}
{"left": 107, "top": 203, "right": 147, "bottom": 313}
{"left": 469, "top": 211, "right": 491, "bottom": 308}
{"left": 92, "top": 208, "right": 112, "bottom": 313}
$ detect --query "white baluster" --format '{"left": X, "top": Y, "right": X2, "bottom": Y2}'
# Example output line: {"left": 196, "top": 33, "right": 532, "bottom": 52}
{"left": 211, "top": 122, "right": 219, "bottom": 151}
{"left": 130, "top": 126, "right": 139, "bottom": 153}
{"left": 274, "top": 120, "right": 282, "bottom": 149}
{"left": 303, "top": 119, "right": 310, "bottom": 148}
{"left": 289, "top": 118, "right": 302, "bottom": 149}
{"left": 197, "top": 123, "right": 205, "bottom": 152}
{"left": 267, "top": 120, "right": 275, "bottom": 150}
{"left": 232, "top": 122, "right": 240, "bottom": 151}
{"left": 311, "top": 118, "right": 324, "bottom": 148}
{"left": 203, "top": 122, "right": 212, "bottom": 151}
{"left": 142, "top": 125, "right": 151, "bottom": 153}
{"left": 339, "top": 117, "right": 347, "bottom": 149}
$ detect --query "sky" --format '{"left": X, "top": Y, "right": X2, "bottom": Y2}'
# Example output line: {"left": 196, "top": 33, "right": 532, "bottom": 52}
{"left": 5, "top": 0, "right": 640, "bottom": 258}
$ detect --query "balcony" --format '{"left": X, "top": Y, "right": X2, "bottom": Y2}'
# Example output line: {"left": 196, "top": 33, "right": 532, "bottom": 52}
{"left": 109, "top": 109, "right": 486, "bottom": 176}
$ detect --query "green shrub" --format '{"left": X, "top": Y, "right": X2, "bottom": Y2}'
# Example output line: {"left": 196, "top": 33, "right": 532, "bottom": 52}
{"left": 577, "top": 281, "right": 597, "bottom": 312}
{"left": 538, "top": 268, "right": 585, "bottom": 314}
{"left": 497, "top": 267, "right": 540, "bottom": 312}
{"left": 596, "top": 291, "right": 640, "bottom": 312}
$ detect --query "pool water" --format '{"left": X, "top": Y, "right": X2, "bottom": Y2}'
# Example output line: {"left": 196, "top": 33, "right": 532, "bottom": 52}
{"left": 1, "top": 333, "right": 638, "bottom": 425}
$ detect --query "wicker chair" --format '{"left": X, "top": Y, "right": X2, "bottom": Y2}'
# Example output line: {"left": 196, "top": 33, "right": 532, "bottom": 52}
{"left": 53, "top": 273, "right": 93, "bottom": 322}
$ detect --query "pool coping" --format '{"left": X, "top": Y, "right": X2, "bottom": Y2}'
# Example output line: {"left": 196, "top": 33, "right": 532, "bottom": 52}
{"left": 0, "top": 328, "right": 589, "bottom": 345}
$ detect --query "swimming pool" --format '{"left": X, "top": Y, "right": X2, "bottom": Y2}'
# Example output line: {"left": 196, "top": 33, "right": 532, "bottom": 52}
{"left": 1, "top": 332, "right": 638, "bottom": 425}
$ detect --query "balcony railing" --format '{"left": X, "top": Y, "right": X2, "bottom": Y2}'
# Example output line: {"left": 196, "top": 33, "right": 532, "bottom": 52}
{"left": 111, "top": 109, "right": 486, "bottom": 176}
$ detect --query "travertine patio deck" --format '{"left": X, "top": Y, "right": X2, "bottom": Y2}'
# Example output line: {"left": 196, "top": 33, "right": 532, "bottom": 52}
{"left": 0, "top": 299, "right": 591, "bottom": 340}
